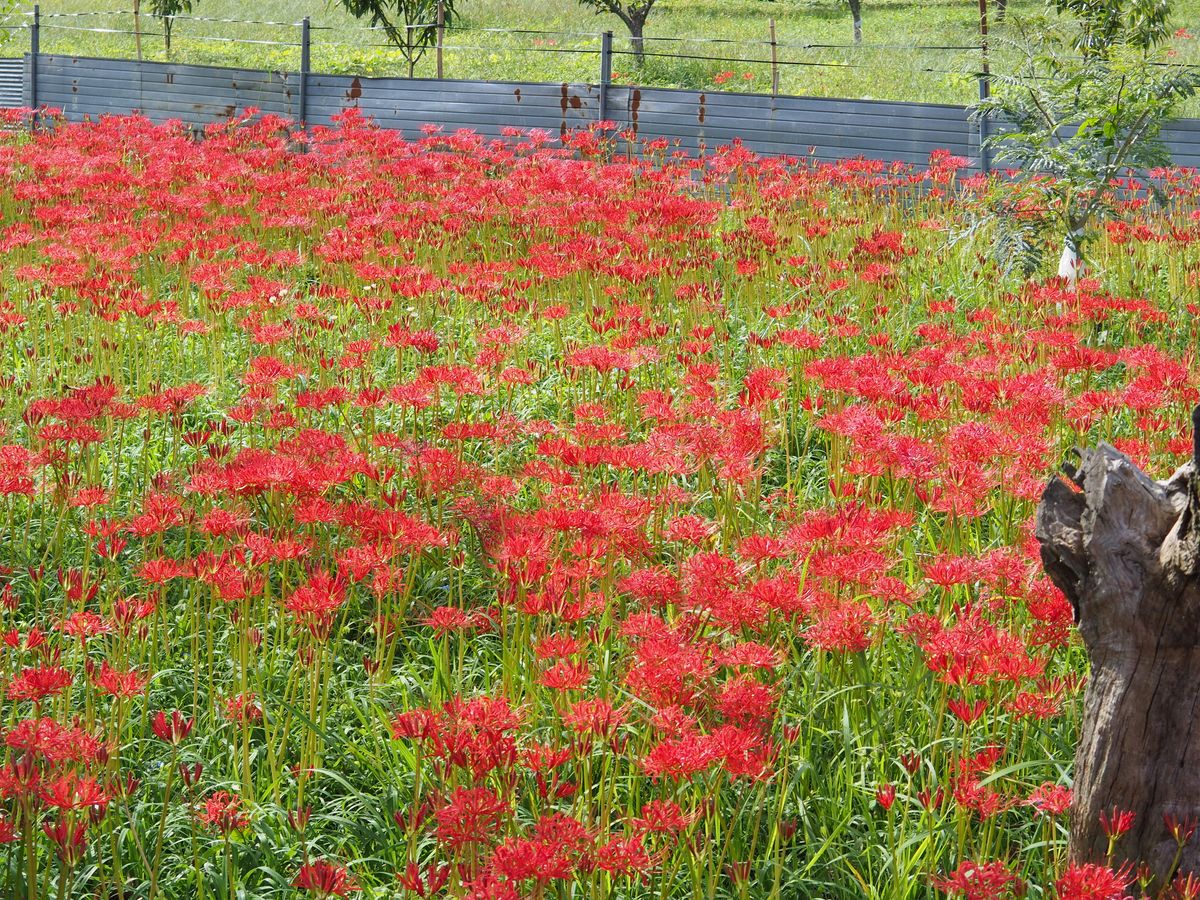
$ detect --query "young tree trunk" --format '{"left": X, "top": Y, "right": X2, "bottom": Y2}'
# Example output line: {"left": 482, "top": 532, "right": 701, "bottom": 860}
{"left": 1037, "top": 419, "right": 1200, "bottom": 890}
{"left": 848, "top": 0, "right": 863, "bottom": 45}
{"left": 628, "top": 17, "right": 645, "bottom": 66}
{"left": 1057, "top": 229, "right": 1085, "bottom": 288}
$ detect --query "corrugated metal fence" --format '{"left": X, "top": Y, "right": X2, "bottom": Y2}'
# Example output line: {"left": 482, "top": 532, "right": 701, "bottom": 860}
{"left": 29, "top": 54, "right": 979, "bottom": 168}
{"left": 17, "top": 52, "right": 1200, "bottom": 169}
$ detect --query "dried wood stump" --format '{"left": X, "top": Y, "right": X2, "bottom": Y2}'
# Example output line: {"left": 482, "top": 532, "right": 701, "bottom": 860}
{"left": 1036, "top": 410, "right": 1200, "bottom": 886}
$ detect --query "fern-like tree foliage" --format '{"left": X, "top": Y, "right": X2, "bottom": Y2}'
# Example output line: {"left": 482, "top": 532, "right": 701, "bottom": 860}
{"left": 972, "top": 0, "right": 1198, "bottom": 284}
{"left": 339, "top": 0, "right": 458, "bottom": 77}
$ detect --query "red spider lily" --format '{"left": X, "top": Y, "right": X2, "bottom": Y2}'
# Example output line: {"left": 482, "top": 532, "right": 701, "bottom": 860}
{"left": 932, "top": 860, "right": 1024, "bottom": 898}
{"left": 292, "top": 860, "right": 359, "bottom": 897}
{"left": 1053, "top": 862, "right": 1134, "bottom": 899}
{"left": 197, "top": 791, "right": 250, "bottom": 835}
{"left": 876, "top": 784, "right": 897, "bottom": 811}
{"left": 1100, "top": 807, "right": 1135, "bottom": 841}
{"left": 151, "top": 711, "right": 194, "bottom": 745}
{"left": 396, "top": 861, "right": 450, "bottom": 897}
{"left": 1026, "top": 782, "right": 1072, "bottom": 817}
{"left": 434, "top": 787, "right": 510, "bottom": 850}
{"left": 39, "top": 773, "right": 109, "bottom": 816}
{"left": 92, "top": 662, "right": 148, "bottom": 698}
{"left": 286, "top": 571, "right": 349, "bottom": 640}
{"left": 7, "top": 665, "right": 73, "bottom": 702}
{"left": 42, "top": 817, "right": 88, "bottom": 865}
{"left": 1169, "top": 873, "right": 1200, "bottom": 900}
{"left": 1165, "top": 811, "right": 1199, "bottom": 846}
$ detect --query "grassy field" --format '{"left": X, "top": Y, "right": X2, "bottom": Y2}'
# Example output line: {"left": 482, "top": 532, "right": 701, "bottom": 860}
{"left": 7, "top": 0, "right": 1200, "bottom": 104}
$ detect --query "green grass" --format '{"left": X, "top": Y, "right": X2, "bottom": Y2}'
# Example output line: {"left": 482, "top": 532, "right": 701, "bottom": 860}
{"left": 7, "top": 0, "right": 1200, "bottom": 105}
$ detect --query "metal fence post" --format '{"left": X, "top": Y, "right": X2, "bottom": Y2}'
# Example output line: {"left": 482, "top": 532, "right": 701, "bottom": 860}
{"left": 977, "top": 0, "right": 991, "bottom": 175}
{"left": 436, "top": 0, "right": 445, "bottom": 78}
{"left": 298, "top": 17, "right": 310, "bottom": 126}
{"left": 598, "top": 30, "right": 612, "bottom": 123}
{"left": 769, "top": 18, "right": 779, "bottom": 98}
{"left": 29, "top": 4, "right": 39, "bottom": 118}
{"left": 978, "top": 72, "right": 991, "bottom": 175}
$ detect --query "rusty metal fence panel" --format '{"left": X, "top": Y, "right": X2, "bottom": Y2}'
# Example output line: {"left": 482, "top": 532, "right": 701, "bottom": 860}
{"left": 305, "top": 75, "right": 600, "bottom": 139}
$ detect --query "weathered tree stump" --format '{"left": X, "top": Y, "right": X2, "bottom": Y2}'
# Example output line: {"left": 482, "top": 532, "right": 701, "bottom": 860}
{"left": 1036, "top": 412, "right": 1200, "bottom": 886}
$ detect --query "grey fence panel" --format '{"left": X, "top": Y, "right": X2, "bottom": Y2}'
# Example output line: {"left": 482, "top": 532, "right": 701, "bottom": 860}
{"left": 1162, "top": 121, "right": 1200, "bottom": 170}
{"left": 37, "top": 55, "right": 296, "bottom": 124}
{"left": 26, "top": 55, "right": 1200, "bottom": 172}
{"left": 305, "top": 75, "right": 598, "bottom": 138}
{"left": 603, "top": 87, "right": 974, "bottom": 165}
{"left": 0, "top": 58, "right": 22, "bottom": 109}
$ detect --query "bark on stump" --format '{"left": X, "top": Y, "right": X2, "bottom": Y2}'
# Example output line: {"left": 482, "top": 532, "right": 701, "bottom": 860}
{"left": 1036, "top": 421, "right": 1200, "bottom": 886}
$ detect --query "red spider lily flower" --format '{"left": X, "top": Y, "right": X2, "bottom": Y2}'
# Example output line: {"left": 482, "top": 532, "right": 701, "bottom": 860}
{"left": 151, "top": 711, "right": 194, "bottom": 745}
{"left": 92, "top": 662, "right": 149, "bottom": 698}
{"left": 1053, "top": 862, "right": 1134, "bottom": 899}
{"left": 631, "top": 799, "right": 696, "bottom": 836}
{"left": 434, "top": 787, "right": 509, "bottom": 850}
{"left": 288, "top": 806, "right": 311, "bottom": 833}
{"left": 947, "top": 698, "right": 988, "bottom": 726}
{"left": 42, "top": 817, "right": 88, "bottom": 865}
{"left": 286, "top": 571, "right": 348, "bottom": 640}
{"left": 39, "top": 774, "right": 109, "bottom": 816}
{"left": 876, "top": 784, "right": 896, "bottom": 811}
{"left": 0, "top": 816, "right": 17, "bottom": 843}
{"left": 224, "top": 693, "right": 263, "bottom": 723}
{"left": 594, "top": 834, "right": 651, "bottom": 877}
{"left": 396, "top": 861, "right": 450, "bottom": 897}
{"left": 563, "top": 698, "right": 627, "bottom": 742}
{"left": 1026, "top": 783, "right": 1072, "bottom": 817}
{"left": 1166, "top": 811, "right": 1200, "bottom": 846}
{"left": 59, "top": 611, "right": 111, "bottom": 645}
{"left": 7, "top": 665, "right": 73, "bottom": 702}
{"left": 292, "top": 860, "right": 359, "bottom": 898}
{"left": 899, "top": 751, "right": 922, "bottom": 776}
{"left": 1100, "top": 807, "right": 1135, "bottom": 840}
{"left": 1170, "top": 872, "right": 1200, "bottom": 900}
{"left": 490, "top": 836, "right": 575, "bottom": 883}
{"left": 198, "top": 791, "right": 250, "bottom": 835}
{"left": 932, "top": 860, "right": 1024, "bottom": 898}
{"left": 178, "top": 762, "right": 203, "bottom": 790}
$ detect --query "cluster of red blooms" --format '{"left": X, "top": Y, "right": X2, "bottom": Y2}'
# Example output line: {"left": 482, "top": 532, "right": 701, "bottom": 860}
{"left": 0, "top": 109, "right": 1198, "bottom": 895}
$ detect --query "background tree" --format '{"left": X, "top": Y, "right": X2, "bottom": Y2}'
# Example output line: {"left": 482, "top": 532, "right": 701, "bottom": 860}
{"left": 971, "top": 0, "right": 1197, "bottom": 285}
{"left": 149, "top": 0, "right": 193, "bottom": 57}
{"left": 338, "top": 0, "right": 458, "bottom": 77}
{"left": 576, "top": 0, "right": 657, "bottom": 65}
{"left": 846, "top": 0, "right": 863, "bottom": 44}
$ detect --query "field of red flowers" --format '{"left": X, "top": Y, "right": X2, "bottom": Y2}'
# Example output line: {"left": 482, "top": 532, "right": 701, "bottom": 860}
{"left": 0, "top": 108, "right": 1197, "bottom": 899}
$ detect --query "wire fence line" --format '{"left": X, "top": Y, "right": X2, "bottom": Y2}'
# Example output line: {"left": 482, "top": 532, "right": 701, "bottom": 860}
{"left": 7, "top": 6, "right": 1004, "bottom": 101}
{"left": 21, "top": 5, "right": 1200, "bottom": 123}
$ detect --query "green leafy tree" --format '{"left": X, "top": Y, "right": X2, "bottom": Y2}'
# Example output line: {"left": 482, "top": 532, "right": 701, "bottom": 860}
{"left": 149, "top": 0, "right": 193, "bottom": 57}
{"left": 576, "top": 0, "right": 657, "bottom": 65}
{"left": 339, "top": 0, "right": 458, "bottom": 77}
{"left": 972, "top": 0, "right": 1198, "bottom": 284}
